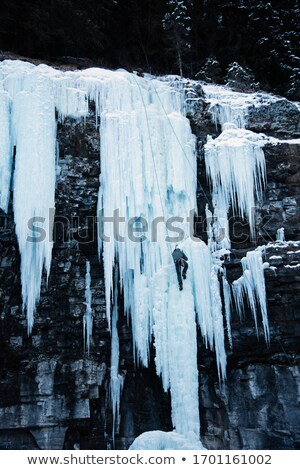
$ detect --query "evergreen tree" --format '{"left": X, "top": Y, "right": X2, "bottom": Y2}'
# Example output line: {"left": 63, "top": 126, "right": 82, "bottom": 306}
{"left": 162, "top": 0, "right": 193, "bottom": 76}
{"left": 0, "top": 0, "right": 298, "bottom": 99}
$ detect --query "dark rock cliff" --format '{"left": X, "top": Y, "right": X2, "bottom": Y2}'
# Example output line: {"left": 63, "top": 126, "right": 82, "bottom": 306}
{"left": 0, "top": 88, "right": 299, "bottom": 450}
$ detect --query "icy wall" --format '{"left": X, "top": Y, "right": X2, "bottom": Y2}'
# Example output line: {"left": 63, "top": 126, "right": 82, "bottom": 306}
{"left": 0, "top": 60, "right": 299, "bottom": 450}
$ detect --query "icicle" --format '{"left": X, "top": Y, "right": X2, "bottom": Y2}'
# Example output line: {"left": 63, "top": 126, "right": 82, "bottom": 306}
{"left": 233, "top": 250, "right": 269, "bottom": 344}
{"left": 276, "top": 227, "right": 285, "bottom": 242}
{"left": 189, "top": 240, "right": 214, "bottom": 349}
{"left": 83, "top": 260, "right": 93, "bottom": 353}
{"left": 0, "top": 90, "right": 12, "bottom": 213}
{"left": 232, "top": 277, "right": 245, "bottom": 319}
{"left": 54, "top": 80, "right": 89, "bottom": 121}
{"left": 202, "top": 84, "right": 250, "bottom": 130}
{"left": 205, "top": 204, "right": 215, "bottom": 251}
{"left": 110, "top": 267, "right": 124, "bottom": 442}
{"left": 210, "top": 266, "right": 227, "bottom": 381}
{"left": 222, "top": 270, "right": 233, "bottom": 349}
{"left": 206, "top": 196, "right": 231, "bottom": 251}
{"left": 243, "top": 250, "right": 269, "bottom": 343}
{"left": 204, "top": 127, "right": 266, "bottom": 240}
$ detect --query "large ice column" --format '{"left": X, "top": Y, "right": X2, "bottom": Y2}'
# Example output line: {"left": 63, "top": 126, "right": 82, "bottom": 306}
{"left": 96, "top": 73, "right": 206, "bottom": 438}
{"left": 96, "top": 73, "right": 196, "bottom": 331}
{"left": 0, "top": 60, "right": 91, "bottom": 333}
{"left": 83, "top": 260, "right": 93, "bottom": 353}
{"left": 95, "top": 72, "right": 242, "bottom": 439}
{"left": 0, "top": 90, "right": 11, "bottom": 213}
{"left": 187, "top": 240, "right": 227, "bottom": 378}
{"left": 152, "top": 263, "right": 200, "bottom": 437}
{"left": 232, "top": 249, "right": 269, "bottom": 343}
{"left": 204, "top": 127, "right": 266, "bottom": 240}
{"left": 12, "top": 72, "right": 57, "bottom": 334}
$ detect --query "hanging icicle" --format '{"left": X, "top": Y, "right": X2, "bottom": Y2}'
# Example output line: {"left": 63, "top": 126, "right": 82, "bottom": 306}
{"left": 83, "top": 260, "right": 93, "bottom": 353}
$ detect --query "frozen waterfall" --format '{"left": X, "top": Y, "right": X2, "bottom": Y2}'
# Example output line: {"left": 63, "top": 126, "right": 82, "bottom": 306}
{"left": 129, "top": 430, "right": 206, "bottom": 450}
{"left": 96, "top": 72, "right": 203, "bottom": 437}
{"left": 0, "top": 60, "right": 272, "bottom": 447}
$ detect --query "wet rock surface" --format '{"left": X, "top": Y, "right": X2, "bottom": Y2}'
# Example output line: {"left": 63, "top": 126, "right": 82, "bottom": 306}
{"left": 0, "top": 93, "right": 299, "bottom": 450}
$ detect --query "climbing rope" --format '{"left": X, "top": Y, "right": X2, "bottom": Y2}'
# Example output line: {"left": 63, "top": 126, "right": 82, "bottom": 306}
{"left": 149, "top": 77, "right": 215, "bottom": 214}
{"left": 149, "top": 76, "right": 230, "bottom": 252}
{"left": 132, "top": 72, "right": 272, "bottom": 344}
{"left": 131, "top": 73, "right": 173, "bottom": 256}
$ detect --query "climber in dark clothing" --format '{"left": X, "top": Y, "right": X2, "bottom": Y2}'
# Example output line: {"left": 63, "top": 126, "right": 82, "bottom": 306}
{"left": 172, "top": 245, "right": 188, "bottom": 291}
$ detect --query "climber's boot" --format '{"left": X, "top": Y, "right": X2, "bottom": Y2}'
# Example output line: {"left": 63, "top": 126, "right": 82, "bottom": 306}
{"left": 179, "top": 283, "right": 183, "bottom": 291}
{"left": 182, "top": 272, "right": 186, "bottom": 280}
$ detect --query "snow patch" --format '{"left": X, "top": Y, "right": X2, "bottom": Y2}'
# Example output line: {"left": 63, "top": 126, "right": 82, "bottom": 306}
{"left": 129, "top": 431, "right": 206, "bottom": 450}
{"left": 284, "top": 264, "right": 300, "bottom": 269}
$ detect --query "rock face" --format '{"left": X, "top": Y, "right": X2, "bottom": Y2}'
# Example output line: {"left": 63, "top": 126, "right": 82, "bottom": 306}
{"left": 0, "top": 86, "right": 299, "bottom": 450}
{"left": 247, "top": 99, "right": 300, "bottom": 139}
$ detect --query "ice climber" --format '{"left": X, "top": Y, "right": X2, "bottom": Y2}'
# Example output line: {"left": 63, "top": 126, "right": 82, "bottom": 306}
{"left": 172, "top": 245, "right": 188, "bottom": 291}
